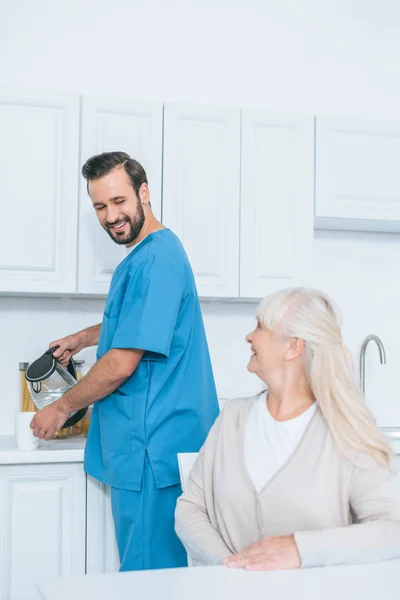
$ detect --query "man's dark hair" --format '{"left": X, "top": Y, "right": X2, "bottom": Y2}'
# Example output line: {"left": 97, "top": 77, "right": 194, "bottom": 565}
{"left": 81, "top": 151, "right": 148, "bottom": 197}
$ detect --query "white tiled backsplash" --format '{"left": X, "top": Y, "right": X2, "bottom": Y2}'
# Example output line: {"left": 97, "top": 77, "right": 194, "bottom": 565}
{"left": 3, "top": 228, "right": 400, "bottom": 435}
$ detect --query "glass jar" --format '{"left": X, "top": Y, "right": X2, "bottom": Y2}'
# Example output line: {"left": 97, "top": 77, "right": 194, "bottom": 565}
{"left": 19, "top": 362, "right": 37, "bottom": 413}
{"left": 69, "top": 359, "right": 87, "bottom": 437}
{"left": 74, "top": 359, "right": 85, "bottom": 382}
{"left": 80, "top": 405, "right": 92, "bottom": 437}
{"left": 75, "top": 360, "right": 92, "bottom": 437}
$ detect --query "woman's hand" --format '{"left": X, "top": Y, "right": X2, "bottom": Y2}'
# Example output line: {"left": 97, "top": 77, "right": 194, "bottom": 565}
{"left": 223, "top": 535, "right": 301, "bottom": 571}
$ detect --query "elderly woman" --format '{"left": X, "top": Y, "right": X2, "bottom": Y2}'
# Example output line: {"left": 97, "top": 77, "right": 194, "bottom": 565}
{"left": 175, "top": 288, "right": 400, "bottom": 570}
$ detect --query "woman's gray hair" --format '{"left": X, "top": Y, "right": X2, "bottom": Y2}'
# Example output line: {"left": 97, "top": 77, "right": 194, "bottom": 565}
{"left": 257, "top": 287, "right": 393, "bottom": 467}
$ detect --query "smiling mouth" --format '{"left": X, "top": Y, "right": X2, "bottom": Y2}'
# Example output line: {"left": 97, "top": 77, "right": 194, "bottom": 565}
{"left": 110, "top": 220, "right": 128, "bottom": 231}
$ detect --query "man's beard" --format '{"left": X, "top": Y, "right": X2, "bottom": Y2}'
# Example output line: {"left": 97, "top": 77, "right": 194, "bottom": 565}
{"left": 104, "top": 201, "right": 145, "bottom": 246}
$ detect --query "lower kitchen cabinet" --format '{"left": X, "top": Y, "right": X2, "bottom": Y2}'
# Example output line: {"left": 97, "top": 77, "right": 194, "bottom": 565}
{"left": 0, "top": 463, "right": 119, "bottom": 600}
{"left": 0, "top": 452, "right": 398, "bottom": 600}
{"left": 86, "top": 475, "right": 120, "bottom": 574}
{"left": 0, "top": 463, "right": 86, "bottom": 600}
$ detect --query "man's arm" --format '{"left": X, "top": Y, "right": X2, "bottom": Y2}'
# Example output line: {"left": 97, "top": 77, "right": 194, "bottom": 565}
{"left": 60, "top": 348, "right": 144, "bottom": 412}
{"left": 31, "top": 347, "right": 144, "bottom": 440}
{"left": 81, "top": 323, "right": 102, "bottom": 346}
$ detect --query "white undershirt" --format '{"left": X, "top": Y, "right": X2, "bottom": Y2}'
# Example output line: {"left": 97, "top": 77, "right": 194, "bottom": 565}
{"left": 244, "top": 391, "right": 317, "bottom": 493}
{"left": 125, "top": 239, "right": 144, "bottom": 255}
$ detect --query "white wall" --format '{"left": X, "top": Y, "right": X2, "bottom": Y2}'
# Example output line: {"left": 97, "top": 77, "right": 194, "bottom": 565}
{"left": 1, "top": 0, "right": 400, "bottom": 433}
{"left": 3, "top": 0, "right": 400, "bottom": 120}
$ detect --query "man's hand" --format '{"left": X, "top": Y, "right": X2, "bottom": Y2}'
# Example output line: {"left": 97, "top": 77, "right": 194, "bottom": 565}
{"left": 50, "top": 324, "right": 101, "bottom": 367}
{"left": 223, "top": 535, "right": 301, "bottom": 571}
{"left": 50, "top": 333, "right": 86, "bottom": 367}
{"left": 30, "top": 401, "right": 71, "bottom": 440}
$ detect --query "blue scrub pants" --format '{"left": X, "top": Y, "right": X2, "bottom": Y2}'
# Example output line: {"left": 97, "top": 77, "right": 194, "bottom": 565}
{"left": 110, "top": 456, "right": 188, "bottom": 571}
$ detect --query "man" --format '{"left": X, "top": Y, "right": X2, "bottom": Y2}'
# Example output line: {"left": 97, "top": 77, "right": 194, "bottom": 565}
{"left": 30, "top": 151, "right": 219, "bottom": 571}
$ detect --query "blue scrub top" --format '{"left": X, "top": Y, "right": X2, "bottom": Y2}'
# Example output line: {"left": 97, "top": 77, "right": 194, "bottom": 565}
{"left": 84, "top": 229, "right": 219, "bottom": 491}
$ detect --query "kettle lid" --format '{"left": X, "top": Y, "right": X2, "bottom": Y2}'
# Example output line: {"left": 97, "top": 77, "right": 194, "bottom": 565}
{"left": 25, "top": 346, "right": 60, "bottom": 383}
{"left": 26, "top": 346, "right": 77, "bottom": 383}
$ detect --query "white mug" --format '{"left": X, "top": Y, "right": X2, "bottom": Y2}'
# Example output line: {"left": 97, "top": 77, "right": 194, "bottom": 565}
{"left": 15, "top": 412, "right": 39, "bottom": 451}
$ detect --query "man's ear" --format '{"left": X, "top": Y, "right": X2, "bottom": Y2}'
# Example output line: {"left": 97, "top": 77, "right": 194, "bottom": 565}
{"left": 139, "top": 183, "right": 150, "bottom": 206}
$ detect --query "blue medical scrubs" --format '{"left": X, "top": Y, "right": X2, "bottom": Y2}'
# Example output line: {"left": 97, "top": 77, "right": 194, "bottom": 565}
{"left": 84, "top": 229, "right": 219, "bottom": 571}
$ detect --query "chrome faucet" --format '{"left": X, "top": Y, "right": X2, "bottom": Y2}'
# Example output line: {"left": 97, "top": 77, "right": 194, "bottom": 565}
{"left": 359, "top": 335, "right": 386, "bottom": 396}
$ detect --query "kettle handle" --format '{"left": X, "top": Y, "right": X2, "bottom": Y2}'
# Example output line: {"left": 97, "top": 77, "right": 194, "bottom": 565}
{"left": 47, "top": 345, "right": 60, "bottom": 355}
{"left": 66, "top": 357, "right": 77, "bottom": 381}
{"left": 47, "top": 346, "right": 77, "bottom": 381}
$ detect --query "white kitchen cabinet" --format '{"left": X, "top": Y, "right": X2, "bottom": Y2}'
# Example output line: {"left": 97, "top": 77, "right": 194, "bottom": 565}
{"left": 0, "top": 463, "right": 86, "bottom": 600}
{"left": 86, "top": 476, "right": 120, "bottom": 574}
{"left": 0, "top": 88, "right": 80, "bottom": 294}
{"left": 240, "top": 110, "right": 314, "bottom": 299}
{"left": 78, "top": 96, "right": 163, "bottom": 295}
{"left": 315, "top": 116, "right": 400, "bottom": 232}
{"left": 163, "top": 103, "right": 241, "bottom": 298}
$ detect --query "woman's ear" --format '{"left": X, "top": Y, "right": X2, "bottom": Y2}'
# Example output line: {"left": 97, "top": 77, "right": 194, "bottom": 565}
{"left": 284, "top": 337, "right": 304, "bottom": 361}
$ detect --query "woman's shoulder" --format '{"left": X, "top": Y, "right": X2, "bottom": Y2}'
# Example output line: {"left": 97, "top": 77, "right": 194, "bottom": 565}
{"left": 219, "top": 393, "right": 261, "bottom": 421}
{"left": 201, "top": 395, "right": 261, "bottom": 454}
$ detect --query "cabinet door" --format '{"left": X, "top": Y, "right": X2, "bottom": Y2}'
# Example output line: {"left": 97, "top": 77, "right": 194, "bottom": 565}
{"left": 78, "top": 96, "right": 163, "bottom": 295}
{"left": 0, "top": 88, "right": 80, "bottom": 294}
{"left": 86, "top": 476, "right": 120, "bottom": 574}
{"left": 0, "top": 463, "right": 86, "bottom": 600}
{"left": 163, "top": 103, "right": 241, "bottom": 298}
{"left": 315, "top": 116, "right": 400, "bottom": 231}
{"left": 240, "top": 110, "right": 314, "bottom": 299}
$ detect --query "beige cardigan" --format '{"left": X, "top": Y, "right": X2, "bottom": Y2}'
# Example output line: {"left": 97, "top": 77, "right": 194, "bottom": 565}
{"left": 175, "top": 396, "right": 400, "bottom": 568}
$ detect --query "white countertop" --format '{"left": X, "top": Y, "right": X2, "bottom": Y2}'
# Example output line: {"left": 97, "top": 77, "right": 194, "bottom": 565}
{"left": 37, "top": 560, "right": 400, "bottom": 600}
{"left": 0, "top": 427, "right": 400, "bottom": 465}
{"left": 0, "top": 435, "right": 85, "bottom": 464}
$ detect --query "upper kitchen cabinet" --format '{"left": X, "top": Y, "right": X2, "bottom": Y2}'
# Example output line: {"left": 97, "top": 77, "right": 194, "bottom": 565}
{"left": 315, "top": 116, "right": 400, "bottom": 232}
{"left": 162, "top": 103, "right": 241, "bottom": 298}
{"left": 0, "top": 88, "right": 80, "bottom": 294}
{"left": 77, "top": 96, "right": 163, "bottom": 295}
{"left": 240, "top": 110, "right": 314, "bottom": 299}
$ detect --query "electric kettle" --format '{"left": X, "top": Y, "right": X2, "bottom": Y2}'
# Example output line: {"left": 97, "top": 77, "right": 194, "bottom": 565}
{"left": 25, "top": 346, "right": 88, "bottom": 429}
